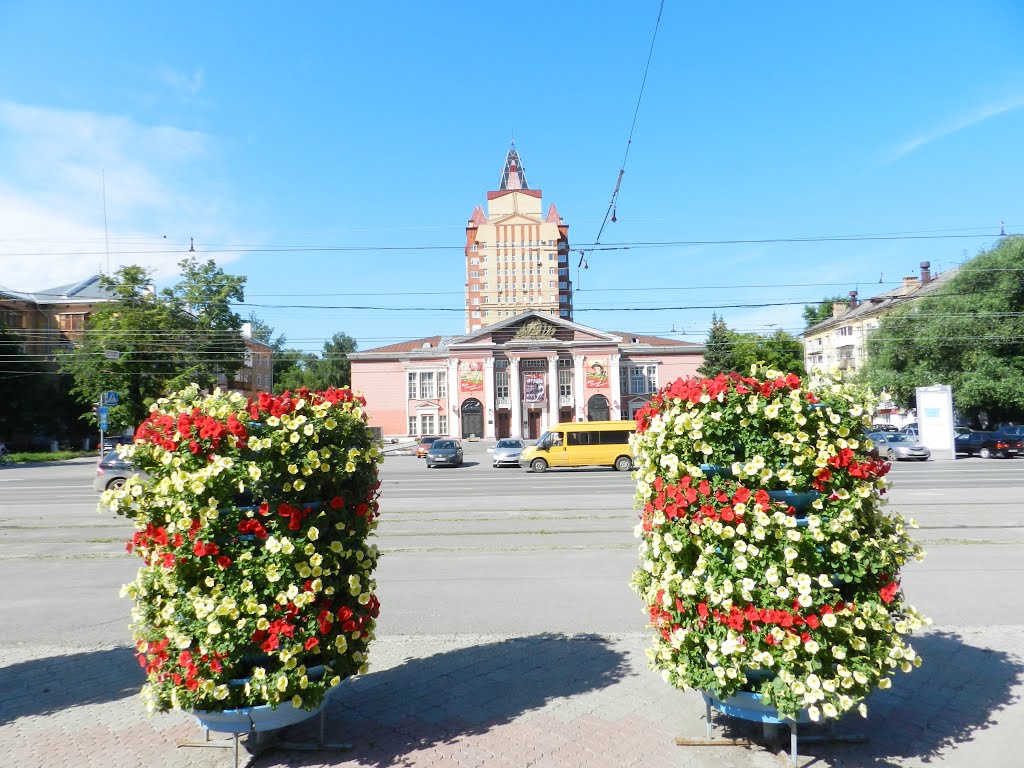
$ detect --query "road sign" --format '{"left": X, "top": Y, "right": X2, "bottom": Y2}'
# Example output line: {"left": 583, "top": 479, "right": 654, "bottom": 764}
{"left": 101, "top": 391, "right": 119, "bottom": 406}
{"left": 99, "top": 415, "right": 109, "bottom": 431}
{"left": 103, "top": 350, "right": 121, "bottom": 360}
{"left": 97, "top": 406, "right": 109, "bottom": 419}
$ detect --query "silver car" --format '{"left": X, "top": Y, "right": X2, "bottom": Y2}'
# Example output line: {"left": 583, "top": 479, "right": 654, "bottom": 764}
{"left": 868, "top": 432, "right": 930, "bottom": 462}
{"left": 492, "top": 438, "right": 526, "bottom": 468}
{"left": 94, "top": 450, "right": 147, "bottom": 491}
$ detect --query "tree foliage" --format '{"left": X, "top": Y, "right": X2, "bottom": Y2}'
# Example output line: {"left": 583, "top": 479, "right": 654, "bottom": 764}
{"left": 863, "top": 236, "right": 1024, "bottom": 425}
{"left": 699, "top": 315, "right": 806, "bottom": 378}
{"left": 802, "top": 295, "right": 847, "bottom": 329}
{"left": 59, "top": 259, "right": 247, "bottom": 430}
{"left": 272, "top": 333, "right": 358, "bottom": 394}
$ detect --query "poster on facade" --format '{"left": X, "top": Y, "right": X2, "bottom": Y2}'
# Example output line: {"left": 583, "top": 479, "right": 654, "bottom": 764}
{"left": 459, "top": 361, "right": 484, "bottom": 392}
{"left": 586, "top": 358, "right": 608, "bottom": 388}
{"left": 523, "top": 372, "right": 546, "bottom": 402}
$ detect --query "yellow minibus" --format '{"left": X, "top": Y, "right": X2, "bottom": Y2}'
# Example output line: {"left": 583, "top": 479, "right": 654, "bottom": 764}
{"left": 519, "top": 420, "right": 637, "bottom": 472}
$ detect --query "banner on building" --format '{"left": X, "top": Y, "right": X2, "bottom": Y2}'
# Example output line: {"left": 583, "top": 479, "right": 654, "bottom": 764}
{"left": 459, "top": 361, "right": 484, "bottom": 392}
{"left": 586, "top": 358, "right": 608, "bottom": 388}
{"left": 523, "top": 372, "right": 546, "bottom": 402}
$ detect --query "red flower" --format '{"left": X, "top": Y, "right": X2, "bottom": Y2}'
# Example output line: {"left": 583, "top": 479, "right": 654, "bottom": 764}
{"left": 217, "top": 556, "right": 232, "bottom": 569}
{"left": 304, "top": 637, "right": 320, "bottom": 651}
{"left": 330, "top": 496, "right": 345, "bottom": 509}
{"left": 879, "top": 581, "right": 899, "bottom": 604}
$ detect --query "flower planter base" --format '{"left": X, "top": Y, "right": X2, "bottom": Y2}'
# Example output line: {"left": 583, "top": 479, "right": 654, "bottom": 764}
{"left": 181, "top": 682, "right": 351, "bottom": 768}
{"left": 680, "top": 690, "right": 865, "bottom": 766}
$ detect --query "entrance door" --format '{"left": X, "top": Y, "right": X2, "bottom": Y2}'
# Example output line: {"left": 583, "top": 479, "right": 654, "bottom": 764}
{"left": 461, "top": 398, "right": 483, "bottom": 439}
{"left": 527, "top": 410, "right": 542, "bottom": 440}
{"left": 496, "top": 412, "right": 510, "bottom": 439}
{"left": 587, "top": 394, "right": 610, "bottom": 421}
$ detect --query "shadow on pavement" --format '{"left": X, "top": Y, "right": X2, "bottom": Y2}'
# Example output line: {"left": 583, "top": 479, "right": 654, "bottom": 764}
{"left": 709, "top": 631, "right": 1023, "bottom": 767}
{"left": 254, "top": 633, "right": 630, "bottom": 767}
{"left": 0, "top": 647, "right": 142, "bottom": 725}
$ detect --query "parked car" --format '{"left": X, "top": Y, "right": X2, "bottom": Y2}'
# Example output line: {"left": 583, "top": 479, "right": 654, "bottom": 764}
{"left": 415, "top": 436, "right": 442, "bottom": 458}
{"left": 954, "top": 430, "right": 1021, "bottom": 459}
{"left": 425, "top": 439, "right": 464, "bottom": 468}
{"left": 898, "top": 425, "right": 919, "bottom": 438}
{"left": 492, "top": 438, "right": 526, "bottom": 468}
{"left": 867, "top": 432, "right": 930, "bottom": 461}
{"left": 994, "top": 425, "right": 1024, "bottom": 439}
{"left": 94, "top": 450, "right": 147, "bottom": 491}
{"left": 871, "top": 423, "right": 899, "bottom": 432}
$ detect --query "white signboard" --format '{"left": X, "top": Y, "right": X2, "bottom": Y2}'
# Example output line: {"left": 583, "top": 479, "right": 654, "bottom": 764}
{"left": 915, "top": 384, "right": 956, "bottom": 461}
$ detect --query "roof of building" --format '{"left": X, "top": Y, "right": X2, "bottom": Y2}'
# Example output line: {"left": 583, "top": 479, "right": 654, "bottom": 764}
{"left": 803, "top": 267, "right": 959, "bottom": 336}
{"left": 351, "top": 313, "right": 703, "bottom": 359}
{"left": 0, "top": 274, "right": 118, "bottom": 305}
{"left": 498, "top": 141, "right": 529, "bottom": 191}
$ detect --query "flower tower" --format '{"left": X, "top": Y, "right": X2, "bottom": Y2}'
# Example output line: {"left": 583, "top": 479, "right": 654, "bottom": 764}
{"left": 105, "top": 385, "right": 382, "bottom": 715}
{"left": 629, "top": 367, "right": 928, "bottom": 722}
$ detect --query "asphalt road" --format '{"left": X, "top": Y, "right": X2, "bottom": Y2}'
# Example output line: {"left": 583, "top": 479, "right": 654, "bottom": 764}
{"left": 1, "top": 446, "right": 1022, "bottom": 647}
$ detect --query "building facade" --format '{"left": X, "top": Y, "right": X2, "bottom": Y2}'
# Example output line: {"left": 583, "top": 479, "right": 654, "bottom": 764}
{"left": 350, "top": 311, "right": 704, "bottom": 440}
{"left": 464, "top": 144, "right": 572, "bottom": 333}
{"left": 802, "top": 261, "right": 955, "bottom": 373}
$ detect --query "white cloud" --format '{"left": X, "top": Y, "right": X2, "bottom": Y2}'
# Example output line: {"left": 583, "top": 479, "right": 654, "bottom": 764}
{"left": 0, "top": 101, "right": 237, "bottom": 292}
{"left": 885, "top": 92, "right": 1024, "bottom": 165}
{"left": 157, "top": 67, "right": 205, "bottom": 97}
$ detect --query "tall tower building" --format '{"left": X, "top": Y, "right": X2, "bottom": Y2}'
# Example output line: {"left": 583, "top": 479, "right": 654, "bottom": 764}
{"left": 464, "top": 143, "right": 572, "bottom": 332}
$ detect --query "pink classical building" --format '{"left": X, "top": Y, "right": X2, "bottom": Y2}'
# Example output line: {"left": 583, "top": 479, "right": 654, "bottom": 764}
{"left": 350, "top": 311, "right": 704, "bottom": 440}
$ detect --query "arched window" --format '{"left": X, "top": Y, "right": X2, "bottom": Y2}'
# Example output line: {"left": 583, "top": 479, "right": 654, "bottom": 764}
{"left": 587, "top": 394, "right": 609, "bottom": 421}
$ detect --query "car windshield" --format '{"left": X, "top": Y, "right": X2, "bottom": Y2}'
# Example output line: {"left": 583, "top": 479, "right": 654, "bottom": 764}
{"left": 433, "top": 441, "right": 455, "bottom": 449}
{"left": 887, "top": 435, "right": 914, "bottom": 443}
{"left": 496, "top": 440, "right": 522, "bottom": 449}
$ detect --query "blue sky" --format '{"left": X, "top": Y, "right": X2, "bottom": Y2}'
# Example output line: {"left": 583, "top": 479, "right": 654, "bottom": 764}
{"left": 1, "top": 1, "right": 1022, "bottom": 353}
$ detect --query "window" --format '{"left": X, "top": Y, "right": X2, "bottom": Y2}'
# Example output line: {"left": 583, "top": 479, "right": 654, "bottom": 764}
{"left": 408, "top": 372, "right": 418, "bottom": 399}
{"left": 471, "top": 310, "right": 481, "bottom": 318}
{"left": 439, "top": 371, "right": 447, "bottom": 398}
{"left": 439, "top": 415, "right": 447, "bottom": 434}
{"left": 420, "top": 372, "right": 435, "bottom": 399}
{"left": 58, "top": 313, "right": 86, "bottom": 332}
{"left": 837, "top": 326, "right": 853, "bottom": 337}
{"left": 409, "top": 416, "right": 417, "bottom": 435}
{"left": 470, "top": 257, "right": 479, "bottom": 265}
{"left": 621, "top": 364, "right": 657, "bottom": 395}
{"left": 559, "top": 282, "right": 568, "bottom": 290}
{"left": 470, "top": 270, "right": 480, "bottom": 278}
{"left": 495, "top": 371, "right": 509, "bottom": 399}
{"left": 421, "top": 414, "right": 436, "bottom": 435}
{"left": 558, "top": 368, "right": 572, "bottom": 397}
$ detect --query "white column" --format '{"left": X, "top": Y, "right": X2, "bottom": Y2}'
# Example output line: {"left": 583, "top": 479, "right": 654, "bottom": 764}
{"left": 547, "top": 355, "right": 560, "bottom": 430}
{"left": 447, "top": 358, "right": 459, "bottom": 437}
{"left": 483, "top": 358, "right": 496, "bottom": 439}
{"left": 610, "top": 353, "right": 622, "bottom": 420}
{"left": 509, "top": 358, "right": 522, "bottom": 439}
{"left": 573, "top": 355, "right": 586, "bottom": 422}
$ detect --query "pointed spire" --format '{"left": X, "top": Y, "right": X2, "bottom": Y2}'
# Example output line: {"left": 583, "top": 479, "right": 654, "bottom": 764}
{"left": 499, "top": 141, "right": 529, "bottom": 190}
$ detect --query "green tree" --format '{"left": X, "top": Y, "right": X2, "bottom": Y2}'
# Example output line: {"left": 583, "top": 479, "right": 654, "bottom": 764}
{"left": 271, "top": 333, "right": 358, "bottom": 394}
{"left": 699, "top": 315, "right": 805, "bottom": 377}
{"left": 59, "top": 260, "right": 248, "bottom": 430}
{"left": 698, "top": 314, "right": 737, "bottom": 376}
{"left": 802, "top": 296, "right": 846, "bottom": 329}
{"left": 864, "top": 236, "right": 1024, "bottom": 425}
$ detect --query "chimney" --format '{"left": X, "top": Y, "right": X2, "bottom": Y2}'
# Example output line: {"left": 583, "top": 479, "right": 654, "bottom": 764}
{"left": 920, "top": 261, "right": 932, "bottom": 284}
{"left": 848, "top": 290, "right": 858, "bottom": 309}
{"left": 831, "top": 301, "right": 849, "bottom": 318}
{"left": 901, "top": 276, "right": 920, "bottom": 295}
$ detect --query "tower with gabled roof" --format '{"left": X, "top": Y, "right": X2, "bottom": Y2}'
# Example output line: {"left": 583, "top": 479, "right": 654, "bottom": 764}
{"left": 464, "top": 142, "right": 572, "bottom": 332}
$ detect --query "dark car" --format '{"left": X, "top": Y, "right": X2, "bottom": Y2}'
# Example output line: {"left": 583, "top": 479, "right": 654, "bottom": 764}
{"left": 994, "top": 425, "right": 1024, "bottom": 439}
{"left": 871, "top": 423, "right": 899, "bottom": 433}
{"left": 425, "top": 439, "right": 464, "bottom": 468}
{"left": 955, "top": 430, "right": 1021, "bottom": 459}
{"left": 867, "top": 432, "right": 930, "bottom": 461}
{"left": 415, "top": 436, "right": 442, "bottom": 458}
{"left": 94, "top": 450, "right": 148, "bottom": 491}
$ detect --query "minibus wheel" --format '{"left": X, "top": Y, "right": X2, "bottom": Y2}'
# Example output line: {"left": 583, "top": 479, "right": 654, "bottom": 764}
{"left": 614, "top": 456, "right": 633, "bottom": 472}
{"left": 530, "top": 458, "right": 548, "bottom": 473}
